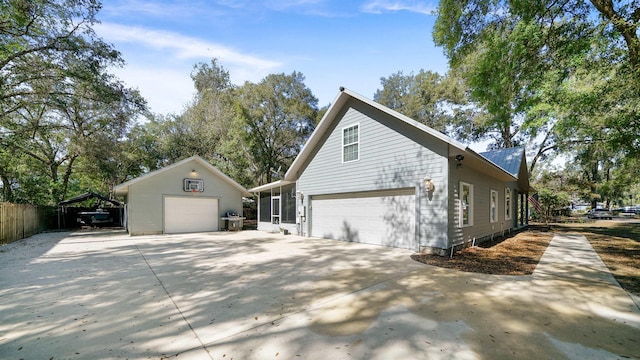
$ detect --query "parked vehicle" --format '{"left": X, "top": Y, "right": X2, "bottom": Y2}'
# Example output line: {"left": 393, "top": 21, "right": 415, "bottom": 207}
{"left": 620, "top": 206, "right": 640, "bottom": 215}
{"left": 77, "top": 209, "right": 113, "bottom": 226}
{"left": 588, "top": 208, "right": 613, "bottom": 220}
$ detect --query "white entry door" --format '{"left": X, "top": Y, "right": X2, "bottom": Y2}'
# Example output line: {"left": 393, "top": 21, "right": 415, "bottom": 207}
{"left": 310, "top": 189, "right": 415, "bottom": 250}
{"left": 164, "top": 197, "right": 219, "bottom": 234}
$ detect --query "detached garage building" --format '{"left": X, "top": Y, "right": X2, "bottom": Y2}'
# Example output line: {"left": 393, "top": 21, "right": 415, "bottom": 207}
{"left": 250, "top": 88, "right": 530, "bottom": 254}
{"left": 114, "top": 156, "right": 251, "bottom": 236}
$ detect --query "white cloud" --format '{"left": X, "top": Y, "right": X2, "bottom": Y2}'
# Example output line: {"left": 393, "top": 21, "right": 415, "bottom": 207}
{"left": 95, "top": 22, "right": 282, "bottom": 71}
{"left": 94, "top": 22, "right": 285, "bottom": 114}
{"left": 110, "top": 65, "right": 195, "bottom": 115}
{"left": 361, "top": 0, "right": 436, "bottom": 15}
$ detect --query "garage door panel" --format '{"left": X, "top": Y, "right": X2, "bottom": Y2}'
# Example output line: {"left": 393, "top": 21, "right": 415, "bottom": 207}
{"left": 164, "top": 197, "right": 219, "bottom": 234}
{"left": 310, "top": 192, "right": 415, "bottom": 249}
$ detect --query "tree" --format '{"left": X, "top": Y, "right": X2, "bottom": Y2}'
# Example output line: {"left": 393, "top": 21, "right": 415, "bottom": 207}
{"left": 0, "top": 0, "right": 121, "bottom": 122}
{"left": 433, "top": 0, "right": 640, "bottom": 178}
{"left": 0, "top": 0, "right": 147, "bottom": 204}
{"left": 373, "top": 69, "right": 479, "bottom": 139}
{"left": 134, "top": 59, "right": 257, "bottom": 186}
{"left": 0, "top": 66, "right": 145, "bottom": 205}
{"left": 538, "top": 188, "right": 571, "bottom": 220}
{"left": 238, "top": 72, "right": 318, "bottom": 185}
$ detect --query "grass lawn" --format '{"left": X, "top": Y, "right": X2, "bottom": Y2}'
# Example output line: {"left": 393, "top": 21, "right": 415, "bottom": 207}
{"left": 412, "top": 220, "right": 640, "bottom": 297}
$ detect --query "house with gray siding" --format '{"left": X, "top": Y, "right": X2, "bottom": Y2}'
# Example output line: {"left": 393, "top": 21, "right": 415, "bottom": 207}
{"left": 115, "top": 156, "right": 251, "bottom": 236}
{"left": 250, "top": 88, "right": 530, "bottom": 254}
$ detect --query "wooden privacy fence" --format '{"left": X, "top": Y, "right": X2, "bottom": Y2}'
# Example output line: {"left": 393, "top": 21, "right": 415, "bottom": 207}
{"left": 0, "top": 202, "right": 48, "bottom": 245}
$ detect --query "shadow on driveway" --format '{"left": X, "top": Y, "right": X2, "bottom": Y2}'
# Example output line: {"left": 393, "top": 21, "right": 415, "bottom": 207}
{"left": 0, "top": 230, "right": 638, "bottom": 359}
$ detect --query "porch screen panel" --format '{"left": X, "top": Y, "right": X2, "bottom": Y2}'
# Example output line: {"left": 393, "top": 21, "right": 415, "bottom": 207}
{"left": 282, "top": 184, "right": 296, "bottom": 224}
{"left": 259, "top": 193, "right": 271, "bottom": 222}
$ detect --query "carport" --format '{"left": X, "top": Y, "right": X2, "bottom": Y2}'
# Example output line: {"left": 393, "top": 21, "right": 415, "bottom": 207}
{"left": 58, "top": 191, "right": 123, "bottom": 228}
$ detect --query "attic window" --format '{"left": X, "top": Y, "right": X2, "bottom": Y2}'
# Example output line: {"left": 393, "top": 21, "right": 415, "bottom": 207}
{"left": 342, "top": 124, "right": 359, "bottom": 163}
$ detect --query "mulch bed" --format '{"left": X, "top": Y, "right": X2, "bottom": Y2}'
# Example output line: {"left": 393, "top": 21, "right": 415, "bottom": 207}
{"left": 411, "top": 227, "right": 554, "bottom": 275}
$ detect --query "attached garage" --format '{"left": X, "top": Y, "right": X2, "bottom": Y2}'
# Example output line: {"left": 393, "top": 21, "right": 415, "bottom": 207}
{"left": 252, "top": 88, "right": 530, "bottom": 254}
{"left": 310, "top": 189, "right": 416, "bottom": 250}
{"left": 164, "top": 197, "right": 219, "bottom": 234}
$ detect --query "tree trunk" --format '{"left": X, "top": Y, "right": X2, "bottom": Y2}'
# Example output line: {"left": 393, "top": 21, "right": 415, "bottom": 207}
{"left": 590, "top": 0, "right": 640, "bottom": 74}
{"left": 60, "top": 155, "right": 78, "bottom": 203}
{"left": 0, "top": 174, "right": 12, "bottom": 202}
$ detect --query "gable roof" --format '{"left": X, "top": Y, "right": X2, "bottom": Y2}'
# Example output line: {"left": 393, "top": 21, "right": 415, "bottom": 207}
{"left": 114, "top": 155, "right": 251, "bottom": 197}
{"left": 284, "top": 87, "right": 519, "bottom": 184}
{"left": 59, "top": 191, "right": 121, "bottom": 207}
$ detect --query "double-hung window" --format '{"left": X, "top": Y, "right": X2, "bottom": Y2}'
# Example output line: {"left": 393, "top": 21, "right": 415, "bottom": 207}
{"left": 460, "top": 182, "right": 473, "bottom": 227}
{"left": 490, "top": 189, "right": 498, "bottom": 223}
{"left": 505, "top": 188, "right": 512, "bottom": 220}
{"left": 342, "top": 124, "right": 359, "bottom": 163}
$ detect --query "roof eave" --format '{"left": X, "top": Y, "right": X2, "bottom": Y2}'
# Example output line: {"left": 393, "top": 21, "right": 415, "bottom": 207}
{"left": 113, "top": 155, "right": 252, "bottom": 197}
{"left": 285, "top": 90, "right": 350, "bottom": 181}
{"left": 285, "top": 88, "right": 468, "bottom": 181}
{"left": 248, "top": 180, "right": 295, "bottom": 193}
{"left": 113, "top": 186, "right": 128, "bottom": 196}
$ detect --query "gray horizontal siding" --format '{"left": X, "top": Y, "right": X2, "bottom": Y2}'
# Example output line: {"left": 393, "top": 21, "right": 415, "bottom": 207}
{"left": 298, "top": 101, "right": 447, "bottom": 194}
{"left": 127, "top": 160, "right": 242, "bottom": 235}
{"left": 449, "top": 158, "right": 518, "bottom": 247}
{"left": 297, "top": 99, "right": 450, "bottom": 250}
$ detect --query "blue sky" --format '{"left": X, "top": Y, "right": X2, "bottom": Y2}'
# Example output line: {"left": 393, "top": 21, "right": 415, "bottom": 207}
{"left": 94, "top": 0, "right": 449, "bottom": 115}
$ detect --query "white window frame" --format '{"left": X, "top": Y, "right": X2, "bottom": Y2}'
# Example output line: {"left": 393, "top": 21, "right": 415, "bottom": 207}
{"left": 460, "top": 181, "right": 473, "bottom": 227}
{"left": 342, "top": 123, "right": 359, "bottom": 163}
{"left": 505, "top": 188, "right": 512, "bottom": 220}
{"left": 490, "top": 189, "right": 498, "bottom": 223}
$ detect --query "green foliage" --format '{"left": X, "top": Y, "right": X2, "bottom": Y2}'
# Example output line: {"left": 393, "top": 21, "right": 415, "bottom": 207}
{"left": 538, "top": 188, "right": 571, "bottom": 218}
{"left": 132, "top": 61, "right": 319, "bottom": 189}
{"left": 434, "top": 0, "right": 640, "bottom": 202}
{"left": 128, "top": 59, "right": 256, "bottom": 188}
{"left": 0, "top": 0, "right": 146, "bottom": 205}
{"left": 373, "top": 69, "right": 479, "bottom": 140}
{"left": 238, "top": 71, "right": 318, "bottom": 185}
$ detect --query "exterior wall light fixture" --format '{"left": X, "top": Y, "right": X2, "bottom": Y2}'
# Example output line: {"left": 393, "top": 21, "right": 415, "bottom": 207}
{"left": 423, "top": 176, "right": 435, "bottom": 193}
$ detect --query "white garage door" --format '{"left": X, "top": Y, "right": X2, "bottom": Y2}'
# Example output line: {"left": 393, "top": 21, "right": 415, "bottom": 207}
{"left": 164, "top": 197, "right": 219, "bottom": 234}
{"left": 310, "top": 189, "right": 416, "bottom": 250}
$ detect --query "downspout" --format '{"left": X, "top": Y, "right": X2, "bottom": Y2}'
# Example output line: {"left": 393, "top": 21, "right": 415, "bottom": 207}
{"left": 415, "top": 181, "right": 421, "bottom": 253}
{"left": 255, "top": 191, "right": 260, "bottom": 229}
{"left": 447, "top": 150, "right": 454, "bottom": 255}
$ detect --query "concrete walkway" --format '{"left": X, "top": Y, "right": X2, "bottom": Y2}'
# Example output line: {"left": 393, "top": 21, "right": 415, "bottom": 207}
{"left": 0, "top": 230, "right": 638, "bottom": 359}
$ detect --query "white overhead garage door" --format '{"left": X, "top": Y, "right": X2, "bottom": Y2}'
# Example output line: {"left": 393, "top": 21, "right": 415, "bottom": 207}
{"left": 164, "top": 197, "right": 219, "bottom": 234}
{"left": 310, "top": 189, "right": 416, "bottom": 250}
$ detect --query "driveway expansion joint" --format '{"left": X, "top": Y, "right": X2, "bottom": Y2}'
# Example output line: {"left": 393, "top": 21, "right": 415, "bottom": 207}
{"left": 136, "top": 244, "right": 215, "bottom": 360}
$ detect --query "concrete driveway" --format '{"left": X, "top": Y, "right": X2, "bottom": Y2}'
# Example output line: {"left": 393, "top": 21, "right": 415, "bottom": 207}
{"left": 0, "top": 230, "right": 638, "bottom": 359}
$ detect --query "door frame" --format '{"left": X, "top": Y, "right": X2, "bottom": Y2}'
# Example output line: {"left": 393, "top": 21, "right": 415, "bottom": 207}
{"left": 271, "top": 195, "right": 281, "bottom": 224}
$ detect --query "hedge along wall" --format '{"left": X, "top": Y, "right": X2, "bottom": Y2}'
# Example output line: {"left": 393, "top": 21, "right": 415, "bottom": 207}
{"left": 0, "top": 202, "right": 48, "bottom": 245}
